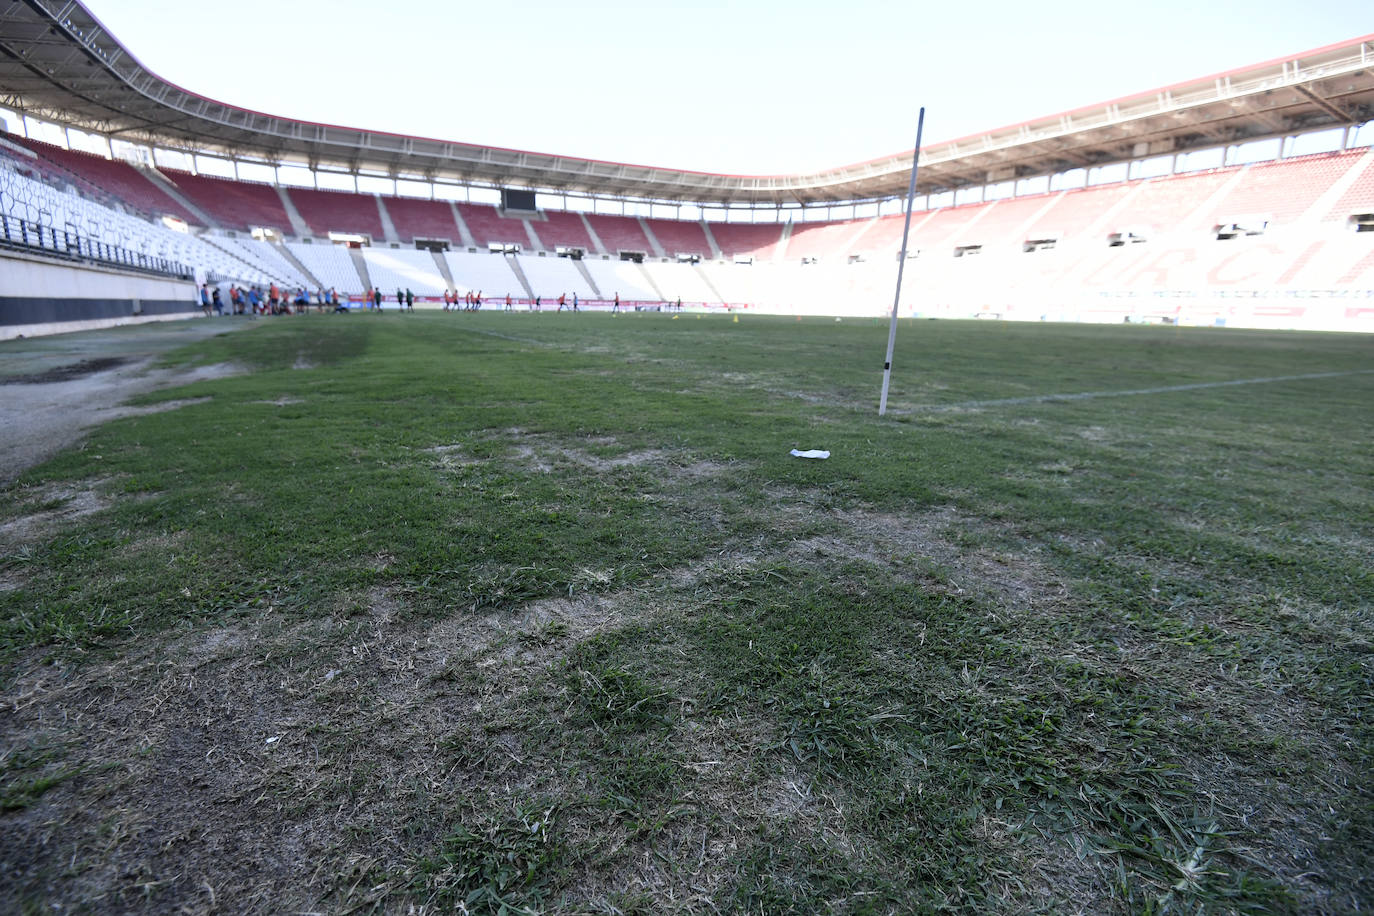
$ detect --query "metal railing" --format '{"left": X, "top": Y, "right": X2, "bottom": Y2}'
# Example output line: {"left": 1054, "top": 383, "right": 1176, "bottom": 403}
{"left": 0, "top": 214, "right": 193, "bottom": 279}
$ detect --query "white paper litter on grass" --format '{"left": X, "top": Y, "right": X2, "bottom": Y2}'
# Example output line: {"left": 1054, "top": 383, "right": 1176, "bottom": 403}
{"left": 790, "top": 449, "right": 830, "bottom": 459}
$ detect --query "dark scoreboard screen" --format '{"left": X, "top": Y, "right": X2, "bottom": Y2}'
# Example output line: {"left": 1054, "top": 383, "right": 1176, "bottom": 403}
{"left": 502, "top": 188, "right": 537, "bottom": 211}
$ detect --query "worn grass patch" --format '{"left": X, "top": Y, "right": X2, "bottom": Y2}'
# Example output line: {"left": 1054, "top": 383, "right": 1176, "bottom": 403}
{"left": 0, "top": 313, "right": 1369, "bottom": 913}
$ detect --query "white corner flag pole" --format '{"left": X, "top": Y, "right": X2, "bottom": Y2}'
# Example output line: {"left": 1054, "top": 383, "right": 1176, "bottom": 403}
{"left": 878, "top": 108, "right": 926, "bottom": 417}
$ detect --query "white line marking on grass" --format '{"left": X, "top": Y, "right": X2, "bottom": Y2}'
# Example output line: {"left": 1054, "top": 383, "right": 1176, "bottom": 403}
{"left": 456, "top": 327, "right": 559, "bottom": 347}
{"left": 896, "top": 369, "right": 1374, "bottom": 414}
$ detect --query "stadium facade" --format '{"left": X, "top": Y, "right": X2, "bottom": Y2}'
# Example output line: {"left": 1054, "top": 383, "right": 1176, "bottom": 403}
{"left": 2, "top": 1, "right": 1373, "bottom": 334}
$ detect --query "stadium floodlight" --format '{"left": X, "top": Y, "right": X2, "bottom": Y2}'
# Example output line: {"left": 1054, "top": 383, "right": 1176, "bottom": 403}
{"left": 878, "top": 108, "right": 926, "bottom": 417}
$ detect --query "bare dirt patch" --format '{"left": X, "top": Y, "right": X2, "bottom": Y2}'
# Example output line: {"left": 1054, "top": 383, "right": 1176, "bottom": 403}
{"left": 0, "top": 358, "right": 246, "bottom": 484}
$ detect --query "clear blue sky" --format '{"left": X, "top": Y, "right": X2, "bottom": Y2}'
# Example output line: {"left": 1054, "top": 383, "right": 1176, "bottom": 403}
{"left": 80, "top": 0, "right": 1373, "bottom": 175}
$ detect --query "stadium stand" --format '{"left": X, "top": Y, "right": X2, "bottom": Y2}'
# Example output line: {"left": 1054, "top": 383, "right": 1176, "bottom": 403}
{"left": 285, "top": 242, "right": 364, "bottom": 294}
{"left": 0, "top": 161, "right": 271, "bottom": 283}
{"left": 1323, "top": 152, "right": 1374, "bottom": 221}
{"left": 443, "top": 251, "right": 525, "bottom": 299}
{"left": 1208, "top": 152, "right": 1365, "bottom": 228}
{"left": 640, "top": 260, "right": 718, "bottom": 303}
{"left": 290, "top": 188, "right": 386, "bottom": 240}
{"left": 517, "top": 255, "right": 596, "bottom": 299}
{"left": 953, "top": 193, "right": 1066, "bottom": 249}
{"left": 786, "top": 218, "right": 875, "bottom": 262}
{"left": 1108, "top": 169, "right": 1238, "bottom": 236}
{"left": 205, "top": 235, "right": 312, "bottom": 288}
{"left": 643, "top": 219, "right": 713, "bottom": 259}
{"left": 456, "top": 204, "right": 528, "bottom": 248}
{"left": 530, "top": 210, "right": 597, "bottom": 252}
{"left": 9, "top": 135, "right": 198, "bottom": 223}
{"left": 584, "top": 214, "right": 653, "bottom": 256}
{"left": 360, "top": 247, "right": 448, "bottom": 296}
{"left": 385, "top": 196, "right": 460, "bottom": 244}
{"left": 710, "top": 221, "right": 784, "bottom": 260}
{"left": 162, "top": 171, "right": 291, "bottom": 232}
{"left": 1018, "top": 183, "right": 1138, "bottom": 245}
{"left": 583, "top": 258, "right": 658, "bottom": 300}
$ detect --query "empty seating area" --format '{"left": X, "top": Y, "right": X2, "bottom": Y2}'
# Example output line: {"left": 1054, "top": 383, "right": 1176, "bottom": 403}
{"left": 640, "top": 260, "right": 717, "bottom": 302}
{"left": 206, "top": 235, "right": 312, "bottom": 288}
{"left": 0, "top": 161, "right": 273, "bottom": 283}
{"left": 518, "top": 255, "right": 595, "bottom": 299}
{"left": 955, "top": 194, "right": 1064, "bottom": 248}
{"left": 384, "top": 196, "right": 460, "bottom": 244}
{"left": 1210, "top": 151, "right": 1365, "bottom": 227}
{"left": 285, "top": 242, "right": 364, "bottom": 294}
{"left": 582, "top": 258, "right": 658, "bottom": 300}
{"left": 290, "top": 188, "right": 385, "bottom": 240}
{"left": 1323, "top": 152, "right": 1374, "bottom": 221}
{"left": 1019, "top": 183, "right": 1136, "bottom": 243}
{"left": 361, "top": 247, "right": 448, "bottom": 296}
{"left": 163, "top": 171, "right": 291, "bottom": 232}
{"left": 457, "top": 204, "right": 528, "bottom": 248}
{"left": 528, "top": 211, "right": 594, "bottom": 253}
{"left": 10, "top": 136, "right": 197, "bottom": 222}
{"left": 710, "top": 221, "right": 784, "bottom": 260}
{"left": 786, "top": 218, "right": 871, "bottom": 261}
{"left": 1110, "top": 169, "right": 1236, "bottom": 235}
{"left": 444, "top": 251, "right": 524, "bottom": 299}
{"left": 584, "top": 214, "right": 652, "bottom": 255}
{"left": 644, "top": 218, "right": 713, "bottom": 258}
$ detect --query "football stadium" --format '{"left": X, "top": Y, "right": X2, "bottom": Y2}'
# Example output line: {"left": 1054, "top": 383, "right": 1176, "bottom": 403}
{"left": 1, "top": 1, "right": 1372, "bottom": 912}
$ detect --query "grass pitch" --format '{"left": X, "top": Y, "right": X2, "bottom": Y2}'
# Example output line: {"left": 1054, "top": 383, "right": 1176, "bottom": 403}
{"left": 1, "top": 312, "right": 1370, "bottom": 914}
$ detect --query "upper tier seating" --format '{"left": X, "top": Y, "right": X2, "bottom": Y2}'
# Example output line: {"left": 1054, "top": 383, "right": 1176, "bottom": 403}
{"left": 1209, "top": 151, "right": 1365, "bottom": 227}
{"left": 710, "top": 222, "right": 784, "bottom": 260}
{"left": 643, "top": 219, "right": 713, "bottom": 259}
{"left": 163, "top": 171, "right": 291, "bottom": 232}
{"left": 1324, "top": 151, "right": 1374, "bottom": 221}
{"left": 529, "top": 210, "right": 597, "bottom": 252}
{"left": 1018, "top": 183, "right": 1138, "bottom": 243}
{"left": 285, "top": 242, "right": 364, "bottom": 294}
{"left": 385, "top": 196, "right": 461, "bottom": 243}
{"left": 1107, "top": 169, "right": 1236, "bottom": 235}
{"left": 360, "top": 247, "right": 449, "bottom": 296}
{"left": 290, "top": 188, "right": 385, "bottom": 240}
{"left": 456, "top": 204, "right": 529, "bottom": 248}
{"left": 10, "top": 136, "right": 198, "bottom": 223}
{"left": 953, "top": 193, "right": 1066, "bottom": 248}
{"left": 584, "top": 214, "right": 652, "bottom": 255}
{"left": 517, "top": 255, "right": 596, "bottom": 299}
{"left": 786, "top": 218, "right": 872, "bottom": 261}
{"left": 443, "top": 251, "right": 525, "bottom": 299}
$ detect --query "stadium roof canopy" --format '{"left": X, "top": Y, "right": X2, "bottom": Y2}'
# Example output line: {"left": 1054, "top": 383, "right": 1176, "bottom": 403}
{"left": 3, "top": 1, "right": 1374, "bottom": 206}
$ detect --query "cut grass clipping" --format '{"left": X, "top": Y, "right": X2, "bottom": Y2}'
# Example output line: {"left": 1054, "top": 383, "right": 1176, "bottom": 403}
{"left": 0, "top": 313, "right": 1370, "bottom": 914}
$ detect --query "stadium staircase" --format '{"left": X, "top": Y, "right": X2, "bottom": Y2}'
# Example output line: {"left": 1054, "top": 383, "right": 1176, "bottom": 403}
{"left": 138, "top": 166, "right": 218, "bottom": 228}
{"left": 347, "top": 247, "right": 372, "bottom": 291}
{"left": 505, "top": 254, "right": 536, "bottom": 299}
{"left": 579, "top": 213, "right": 609, "bottom": 256}
{"left": 696, "top": 263, "right": 727, "bottom": 303}
{"left": 775, "top": 220, "right": 793, "bottom": 261}
{"left": 375, "top": 196, "right": 400, "bottom": 244}
{"left": 637, "top": 218, "right": 667, "bottom": 258}
{"left": 635, "top": 262, "right": 666, "bottom": 300}
{"left": 276, "top": 243, "right": 322, "bottom": 288}
{"left": 447, "top": 202, "right": 478, "bottom": 249}
{"left": 523, "top": 219, "right": 543, "bottom": 252}
{"left": 574, "top": 260, "right": 602, "bottom": 297}
{"left": 431, "top": 249, "right": 456, "bottom": 290}
{"left": 275, "top": 186, "right": 312, "bottom": 237}
{"left": 700, "top": 221, "right": 723, "bottom": 259}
